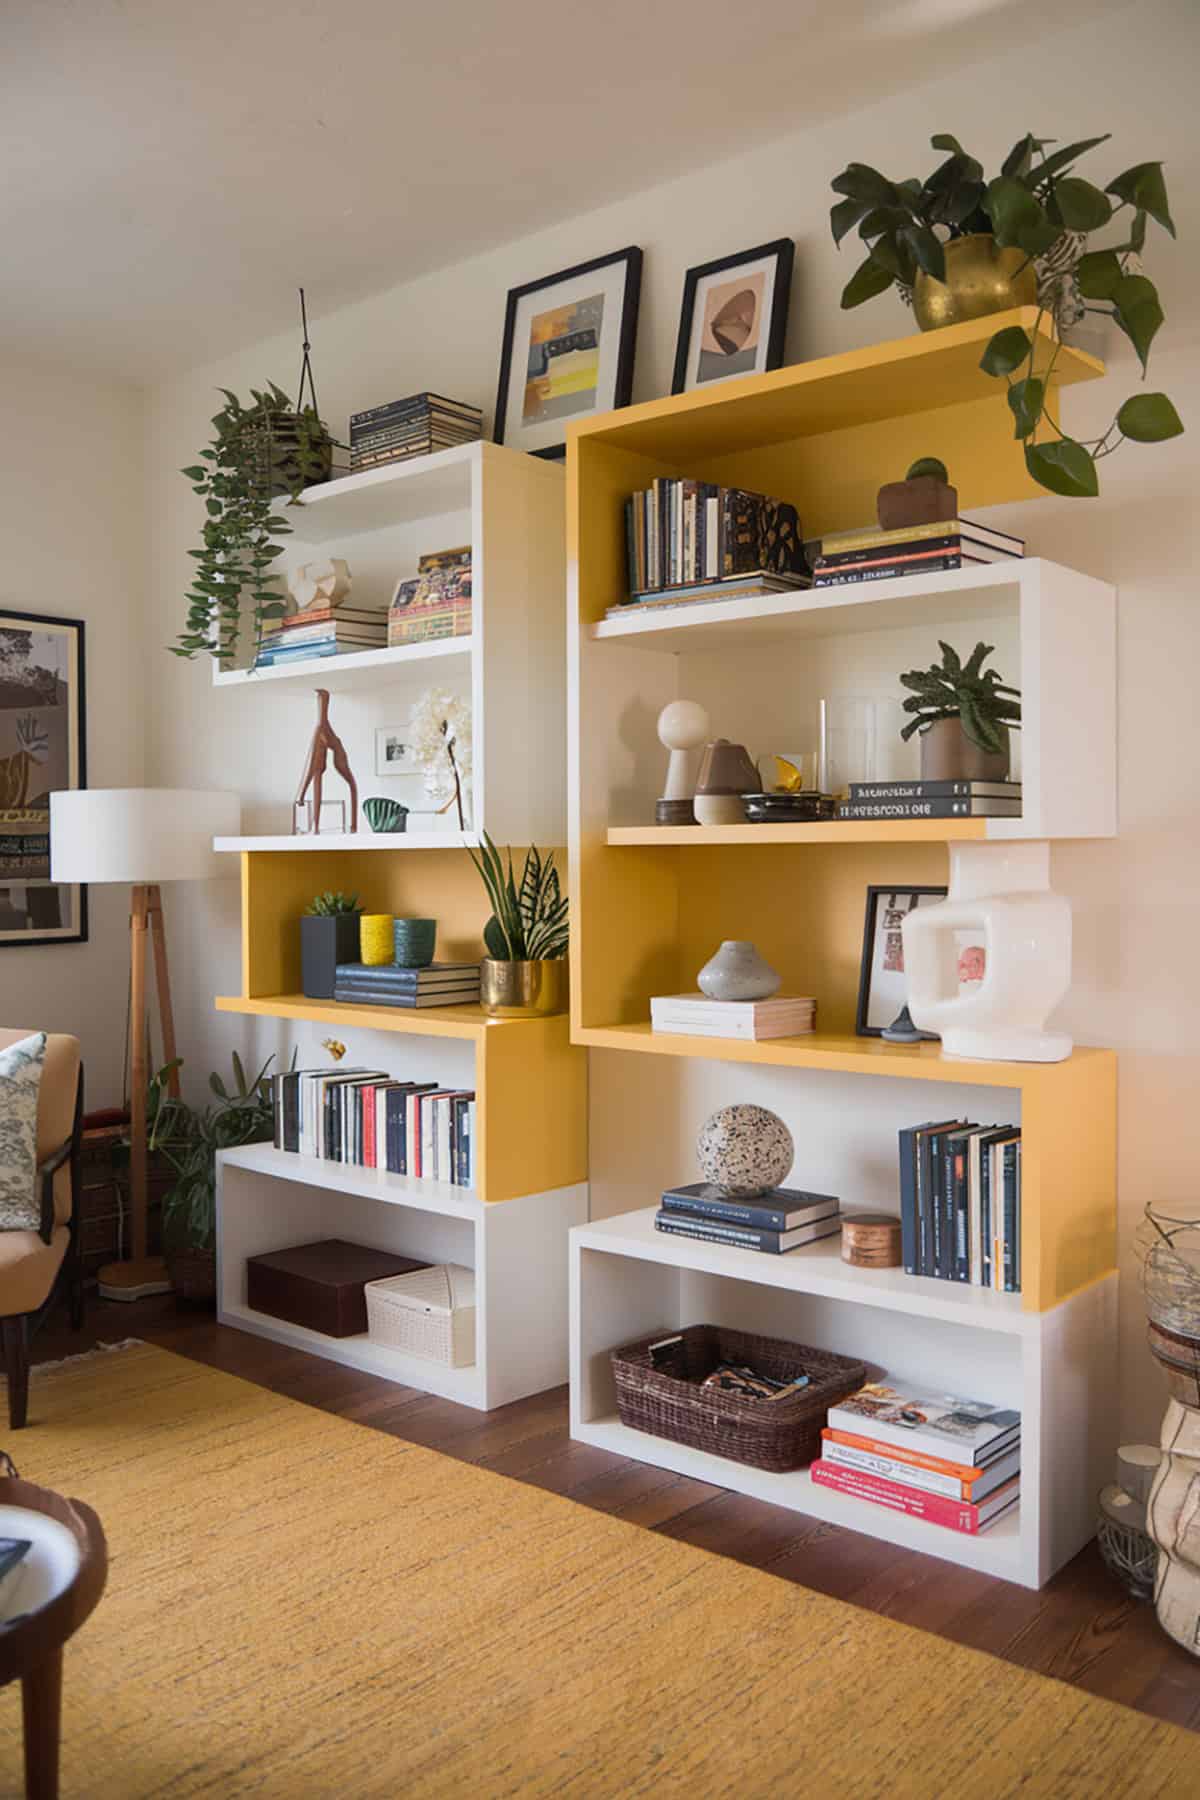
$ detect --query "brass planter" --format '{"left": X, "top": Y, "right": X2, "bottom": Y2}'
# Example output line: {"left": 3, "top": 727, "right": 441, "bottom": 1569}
{"left": 480, "top": 958, "right": 568, "bottom": 1017}
{"left": 913, "top": 234, "right": 1037, "bottom": 332}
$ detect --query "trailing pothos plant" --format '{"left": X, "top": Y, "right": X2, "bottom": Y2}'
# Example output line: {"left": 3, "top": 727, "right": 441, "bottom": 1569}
{"left": 467, "top": 834, "right": 569, "bottom": 962}
{"left": 174, "top": 383, "right": 333, "bottom": 664}
{"left": 830, "top": 133, "right": 1183, "bottom": 496}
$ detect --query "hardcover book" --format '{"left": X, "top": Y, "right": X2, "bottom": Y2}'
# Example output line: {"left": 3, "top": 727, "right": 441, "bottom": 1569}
{"left": 826, "top": 1384, "right": 1020, "bottom": 1466}
{"left": 653, "top": 1212, "right": 841, "bottom": 1255}
{"left": 660, "top": 1183, "right": 839, "bottom": 1233}
{"left": 811, "top": 1459, "right": 1019, "bottom": 1533}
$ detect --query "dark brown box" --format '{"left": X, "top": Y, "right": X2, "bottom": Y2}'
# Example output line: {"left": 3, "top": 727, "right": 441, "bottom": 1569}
{"left": 247, "top": 1240, "right": 429, "bottom": 1338}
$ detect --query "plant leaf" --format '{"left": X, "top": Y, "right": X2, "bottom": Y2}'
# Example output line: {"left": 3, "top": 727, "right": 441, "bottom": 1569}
{"left": 1105, "top": 162, "right": 1175, "bottom": 238}
{"left": 830, "top": 163, "right": 899, "bottom": 208}
{"left": 1075, "top": 249, "right": 1123, "bottom": 300}
{"left": 1001, "top": 134, "right": 1036, "bottom": 180}
{"left": 930, "top": 133, "right": 966, "bottom": 155}
{"left": 1024, "top": 439, "right": 1099, "bottom": 498}
{"left": 1053, "top": 177, "right": 1112, "bottom": 232}
{"left": 830, "top": 196, "right": 871, "bottom": 245}
{"left": 980, "top": 326, "right": 1031, "bottom": 377}
{"left": 985, "top": 175, "right": 1052, "bottom": 249}
{"left": 1030, "top": 135, "right": 1110, "bottom": 185}
{"left": 1116, "top": 392, "right": 1184, "bottom": 443}
{"left": 1007, "top": 376, "right": 1045, "bottom": 439}
{"left": 839, "top": 255, "right": 895, "bottom": 310}
{"left": 898, "top": 224, "right": 945, "bottom": 280}
{"left": 1112, "top": 273, "right": 1164, "bottom": 374}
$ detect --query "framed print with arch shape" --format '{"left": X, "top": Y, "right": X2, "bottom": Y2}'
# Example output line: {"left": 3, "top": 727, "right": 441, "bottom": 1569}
{"left": 0, "top": 609, "right": 87, "bottom": 947}
{"left": 494, "top": 247, "right": 643, "bottom": 459}
{"left": 672, "top": 239, "right": 794, "bottom": 395}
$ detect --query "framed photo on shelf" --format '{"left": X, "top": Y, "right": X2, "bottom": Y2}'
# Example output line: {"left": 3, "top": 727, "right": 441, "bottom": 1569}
{"left": 374, "top": 726, "right": 419, "bottom": 778}
{"left": 494, "top": 247, "right": 643, "bottom": 459}
{"left": 0, "top": 608, "right": 87, "bottom": 948}
{"left": 856, "top": 885, "right": 947, "bottom": 1036}
{"left": 671, "top": 239, "right": 794, "bottom": 394}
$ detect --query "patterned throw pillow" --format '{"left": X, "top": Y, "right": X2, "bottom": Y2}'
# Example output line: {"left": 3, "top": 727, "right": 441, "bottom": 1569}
{"left": 0, "top": 1033, "right": 46, "bottom": 1231}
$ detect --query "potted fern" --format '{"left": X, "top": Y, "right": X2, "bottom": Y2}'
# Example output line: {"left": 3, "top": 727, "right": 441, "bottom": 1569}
{"left": 467, "top": 835, "right": 569, "bottom": 1015}
{"left": 899, "top": 640, "right": 1021, "bottom": 781}
{"left": 301, "top": 891, "right": 361, "bottom": 999}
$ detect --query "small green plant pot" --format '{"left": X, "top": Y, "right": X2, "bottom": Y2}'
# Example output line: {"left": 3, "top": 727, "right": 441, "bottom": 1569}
{"left": 363, "top": 796, "right": 409, "bottom": 833}
{"left": 393, "top": 918, "right": 437, "bottom": 968}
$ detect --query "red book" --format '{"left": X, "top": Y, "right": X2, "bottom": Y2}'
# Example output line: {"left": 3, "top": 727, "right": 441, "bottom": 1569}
{"left": 810, "top": 1458, "right": 1019, "bottom": 1534}
{"left": 362, "top": 1086, "right": 377, "bottom": 1169}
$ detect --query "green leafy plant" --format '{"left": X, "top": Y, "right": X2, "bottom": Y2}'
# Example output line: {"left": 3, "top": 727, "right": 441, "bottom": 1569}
{"left": 175, "top": 383, "right": 333, "bottom": 664}
{"left": 466, "top": 834, "right": 568, "bottom": 961}
{"left": 830, "top": 134, "right": 1183, "bottom": 495}
{"left": 304, "top": 890, "right": 360, "bottom": 917}
{"left": 906, "top": 457, "right": 949, "bottom": 483}
{"left": 150, "top": 1052, "right": 278, "bottom": 1251}
{"left": 899, "top": 641, "right": 1021, "bottom": 754}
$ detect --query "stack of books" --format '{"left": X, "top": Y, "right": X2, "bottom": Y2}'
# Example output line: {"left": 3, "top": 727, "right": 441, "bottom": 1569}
{"left": 333, "top": 962, "right": 481, "bottom": 1009}
{"left": 255, "top": 605, "right": 388, "bottom": 669}
{"left": 650, "top": 993, "right": 816, "bottom": 1041}
{"left": 617, "top": 478, "right": 810, "bottom": 609}
{"left": 838, "top": 779, "right": 1022, "bottom": 822}
{"left": 812, "top": 1383, "right": 1021, "bottom": 1536}
{"left": 812, "top": 518, "right": 1024, "bottom": 588}
{"left": 272, "top": 1067, "right": 475, "bottom": 1186}
{"left": 654, "top": 1184, "right": 841, "bottom": 1255}
{"left": 349, "top": 393, "right": 482, "bottom": 472}
{"left": 899, "top": 1119, "right": 1022, "bottom": 1290}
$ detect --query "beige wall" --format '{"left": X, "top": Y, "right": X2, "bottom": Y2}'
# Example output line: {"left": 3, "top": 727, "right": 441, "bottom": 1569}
{"left": 142, "top": 0, "right": 1199, "bottom": 1436}
{"left": 0, "top": 359, "right": 146, "bottom": 1106}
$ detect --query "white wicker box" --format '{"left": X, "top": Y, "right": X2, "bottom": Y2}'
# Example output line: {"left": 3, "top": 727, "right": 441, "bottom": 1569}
{"left": 364, "top": 1263, "right": 476, "bottom": 1367}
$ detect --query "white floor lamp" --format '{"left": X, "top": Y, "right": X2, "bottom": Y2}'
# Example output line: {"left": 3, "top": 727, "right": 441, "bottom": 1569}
{"left": 50, "top": 788, "right": 241, "bottom": 1299}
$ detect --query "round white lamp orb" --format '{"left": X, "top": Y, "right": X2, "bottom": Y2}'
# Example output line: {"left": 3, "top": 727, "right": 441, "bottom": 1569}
{"left": 657, "top": 700, "right": 710, "bottom": 805}
{"left": 696, "top": 1104, "right": 794, "bottom": 1198}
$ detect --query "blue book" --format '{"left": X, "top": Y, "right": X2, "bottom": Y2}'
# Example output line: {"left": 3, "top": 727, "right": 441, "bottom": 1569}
{"left": 660, "top": 1184, "right": 839, "bottom": 1234}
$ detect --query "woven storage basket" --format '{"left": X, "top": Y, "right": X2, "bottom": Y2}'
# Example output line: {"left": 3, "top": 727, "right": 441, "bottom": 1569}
{"left": 611, "top": 1324, "right": 866, "bottom": 1473}
{"left": 364, "top": 1263, "right": 476, "bottom": 1366}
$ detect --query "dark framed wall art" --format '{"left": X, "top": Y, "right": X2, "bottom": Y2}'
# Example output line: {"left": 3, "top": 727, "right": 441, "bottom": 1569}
{"left": 672, "top": 239, "right": 794, "bottom": 394}
{"left": 0, "top": 609, "right": 87, "bottom": 947}
{"left": 856, "top": 884, "right": 947, "bottom": 1036}
{"left": 494, "top": 246, "right": 643, "bottom": 458}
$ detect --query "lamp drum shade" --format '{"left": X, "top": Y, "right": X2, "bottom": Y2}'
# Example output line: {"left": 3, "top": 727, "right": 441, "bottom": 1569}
{"left": 50, "top": 789, "right": 242, "bottom": 884}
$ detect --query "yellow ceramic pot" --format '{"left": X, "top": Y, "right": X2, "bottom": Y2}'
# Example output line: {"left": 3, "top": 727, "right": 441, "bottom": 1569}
{"left": 479, "top": 958, "right": 568, "bottom": 1017}
{"left": 359, "top": 913, "right": 395, "bottom": 966}
{"left": 913, "top": 234, "right": 1037, "bottom": 332}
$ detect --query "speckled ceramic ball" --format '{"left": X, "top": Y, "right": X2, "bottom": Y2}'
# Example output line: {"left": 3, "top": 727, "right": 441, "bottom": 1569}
{"left": 696, "top": 1104, "right": 794, "bottom": 1198}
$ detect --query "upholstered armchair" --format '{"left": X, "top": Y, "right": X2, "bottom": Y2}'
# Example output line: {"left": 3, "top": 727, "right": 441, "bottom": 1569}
{"left": 0, "top": 1030, "right": 85, "bottom": 1428}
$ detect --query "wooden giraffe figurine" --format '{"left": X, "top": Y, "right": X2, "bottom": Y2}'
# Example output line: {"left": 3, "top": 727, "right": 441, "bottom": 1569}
{"left": 296, "top": 688, "right": 358, "bottom": 833}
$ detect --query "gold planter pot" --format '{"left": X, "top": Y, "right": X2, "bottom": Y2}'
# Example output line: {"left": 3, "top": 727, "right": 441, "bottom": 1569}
{"left": 913, "top": 234, "right": 1037, "bottom": 332}
{"left": 480, "top": 958, "right": 568, "bottom": 1017}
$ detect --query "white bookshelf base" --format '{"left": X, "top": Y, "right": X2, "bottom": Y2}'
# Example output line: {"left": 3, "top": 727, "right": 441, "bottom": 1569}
{"left": 217, "top": 1142, "right": 587, "bottom": 1410}
{"left": 569, "top": 1208, "right": 1117, "bottom": 1589}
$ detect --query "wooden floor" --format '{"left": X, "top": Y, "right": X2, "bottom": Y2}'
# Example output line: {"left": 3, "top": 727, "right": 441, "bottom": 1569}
{"left": 27, "top": 1293, "right": 1200, "bottom": 1733}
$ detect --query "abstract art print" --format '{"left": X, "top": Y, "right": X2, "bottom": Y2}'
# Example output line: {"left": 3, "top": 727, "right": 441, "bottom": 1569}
{"left": 672, "top": 240, "right": 794, "bottom": 394}
{"left": 856, "top": 884, "right": 947, "bottom": 1036}
{"left": 495, "top": 248, "right": 642, "bottom": 458}
{"left": 0, "top": 609, "right": 87, "bottom": 947}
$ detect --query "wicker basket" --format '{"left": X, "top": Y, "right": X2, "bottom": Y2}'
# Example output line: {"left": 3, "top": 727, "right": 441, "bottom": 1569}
{"left": 611, "top": 1324, "right": 866, "bottom": 1473}
{"left": 364, "top": 1264, "right": 476, "bottom": 1367}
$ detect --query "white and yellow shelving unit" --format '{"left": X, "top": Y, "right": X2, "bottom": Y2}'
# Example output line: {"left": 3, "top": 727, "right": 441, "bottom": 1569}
{"left": 565, "top": 310, "right": 1119, "bottom": 1586}
{"left": 212, "top": 439, "right": 588, "bottom": 1409}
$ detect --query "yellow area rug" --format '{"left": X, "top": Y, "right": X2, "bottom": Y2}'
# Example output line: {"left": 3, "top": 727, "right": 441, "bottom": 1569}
{"left": 0, "top": 1343, "right": 1193, "bottom": 1797}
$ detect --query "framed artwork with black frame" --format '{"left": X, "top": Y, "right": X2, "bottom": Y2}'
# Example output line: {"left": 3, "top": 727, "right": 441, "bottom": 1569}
{"left": 494, "top": 246, "right": 643, "bottom": 459}
{"left": 856, "top": 884, "right": 947, "bottom": 1036}
{"left": 671, "top": 238, "right": 794, "bottom": 395}
{"left": 0, "top": 608, "right": 87, "bottom": 948}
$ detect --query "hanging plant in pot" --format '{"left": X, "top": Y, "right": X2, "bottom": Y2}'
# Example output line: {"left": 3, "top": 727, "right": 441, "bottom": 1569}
{"left": 829, "top": 134, "right": 1182, "bottom": 497}
{"left": 899, "top": 640, "right": 1020, "bottom": 782}
{"left": 467, "top": 835, "right": 569, "bottom": 1016}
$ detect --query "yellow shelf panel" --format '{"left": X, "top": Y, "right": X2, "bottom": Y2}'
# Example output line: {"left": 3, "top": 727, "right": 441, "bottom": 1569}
{"left": 607, "top": 821, "right": 989, "bottom": 847}
{"left": 215, "top": 992, "right": 492, "bottom": 1040}
{"left": 569, "top": 308, "right": 1102, "bottom": 462}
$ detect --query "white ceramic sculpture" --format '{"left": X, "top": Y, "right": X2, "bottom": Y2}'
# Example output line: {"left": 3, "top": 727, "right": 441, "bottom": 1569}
{"left": 1148, "top": 1398, "right": 1200, "bottom": 1654}
{"left": 657, "top": 701, "right": 710, "bottom": 807}
{"left": 696, "top": 1103, "right": 794, "bottom": 1198}
{"left": 288, "top": 557, "right": 352, "bottom": 614}
{"left": 902, "top": 842, "right": 1072, "bottom": 1062}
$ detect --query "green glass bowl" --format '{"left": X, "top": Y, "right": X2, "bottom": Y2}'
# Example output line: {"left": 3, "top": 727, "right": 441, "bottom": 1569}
{"left": 363, "top": 797, "right": 409, "bottom": 833}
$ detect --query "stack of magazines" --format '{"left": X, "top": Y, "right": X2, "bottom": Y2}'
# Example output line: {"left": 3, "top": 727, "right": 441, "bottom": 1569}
{"left": 333, "top": 962, "right": 481, "bottom": 1008}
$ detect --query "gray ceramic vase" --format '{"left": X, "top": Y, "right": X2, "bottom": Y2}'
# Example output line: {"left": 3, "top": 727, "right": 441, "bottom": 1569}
{"left": 696, "top": 940, "right": 781, "bottom": 1002}
{"left": 696, "top": 1104, "right": 794, "bottom": 1198}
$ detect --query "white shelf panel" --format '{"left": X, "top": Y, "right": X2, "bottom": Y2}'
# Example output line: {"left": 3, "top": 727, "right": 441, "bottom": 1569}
{"left": 214, "top": 831, "right": 477, "bottom": 853}
{"left": 591, "top": 560, "right": 1027, "bottom": 652}
{"left": 574, "top": 1209, "right": 1033, "bottom": 1336}
{"left": 219, "top": 1301, "right": 483, "bottom": 1404}
{"left": 278, "top": 440, "right": 483, "bottom": 536}
{"left": 212, "top": 637, "right": 471, "bottom": 690}
{"left": 219, "top": 1141, "right": 482, "bottom": 1217}
{"left": 574, "top": 1414, "right": 1022, "bottom": 1580}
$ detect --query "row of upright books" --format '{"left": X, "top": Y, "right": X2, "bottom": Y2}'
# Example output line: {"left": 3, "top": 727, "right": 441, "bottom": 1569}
{"left": 811, "top": 1382, "right": 1021, "bottom": 1537}
{"left": 272, "top": 1066, "right": 477, "bottom": 1187}
{"left": 838, "top": 778, "right": 1022, "bottom": 822}
{"left": 812, "top": 517, "right": 1024, "bottom": 588}
{"left": 349, "top": 392, "right": 482, "bottom": 473}
{"left": 654, "top": 1183, "right": 841, "bottom": 1256}
{"left": 333, "top": 962, "right": 481, "bottom": 1009}
{"left": 255, "top": 604, "right": 388, "bottom": 669}
{"left": 620, "top": 479, "right": 810, "bottom": 605}
{"left": 899, "top": 1119, "right": 1022, "bottom": 1290}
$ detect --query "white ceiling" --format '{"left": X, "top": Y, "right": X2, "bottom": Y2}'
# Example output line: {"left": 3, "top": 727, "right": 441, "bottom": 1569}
{"left": 3, "top": 0, "right": 1113, "bottom": 380}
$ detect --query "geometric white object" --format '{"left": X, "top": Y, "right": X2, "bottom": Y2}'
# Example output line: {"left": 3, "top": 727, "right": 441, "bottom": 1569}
{"left": 902, "top": 842, "right": 1073, "bottom": 1062}
{"left": 657, "top": 699, "right": 710, "bottom": 801}
{"left": 288, "top": 557, "right": 352, "bottom": 613}
{"left": 49, "top": 788, "right": 241, "bottom": 884}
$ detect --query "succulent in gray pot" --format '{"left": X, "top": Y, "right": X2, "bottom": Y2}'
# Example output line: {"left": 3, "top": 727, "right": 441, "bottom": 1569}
{"left": 899, "top": 640, "right": 1021, "bottom": 782}
{"left": 301, "top": 891, "right": 362, "bottom": 999}
{"left": 467, "top": 835, "right": 569, "bottom": 1016}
